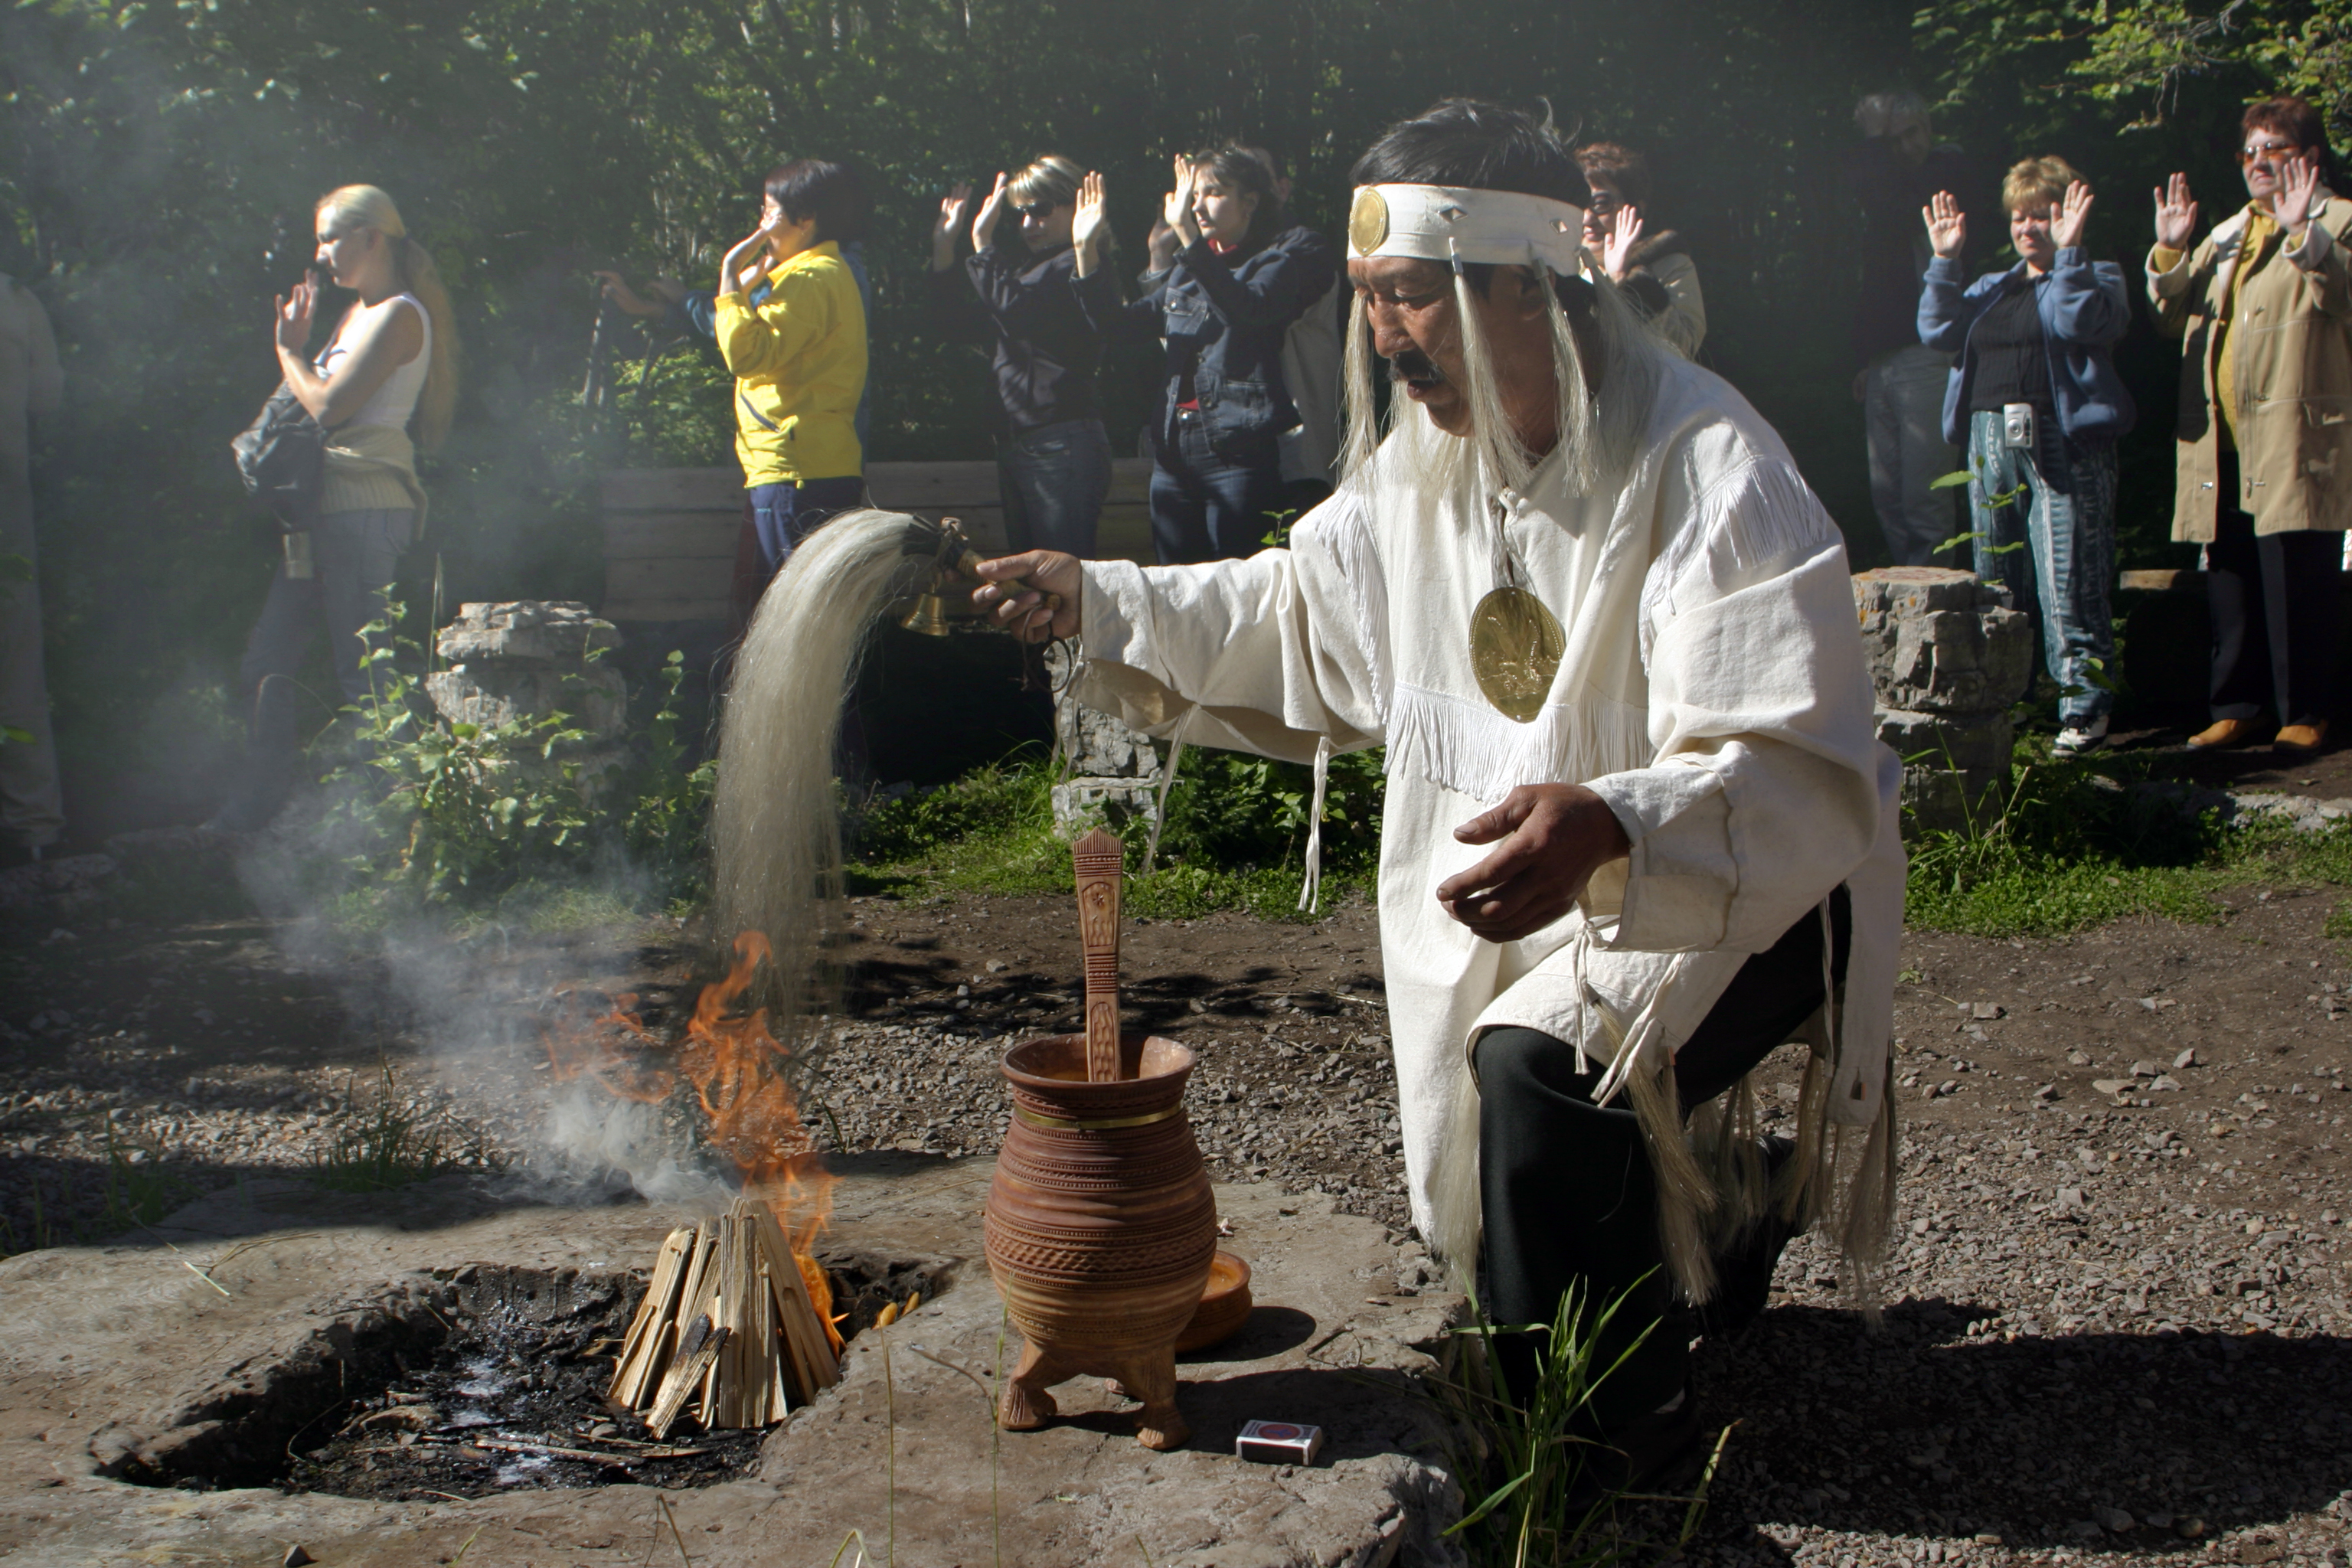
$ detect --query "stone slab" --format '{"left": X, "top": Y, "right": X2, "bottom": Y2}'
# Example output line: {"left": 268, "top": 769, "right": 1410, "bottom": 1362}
{"left": 1853, "top": 569, "right": 2033, "bottom": 714}
{"left": 1876, "top": 707, "right": 2013, "bottom": 776}
{"left": 0, "top": 1158, "right": 1463, "bottom": 1566}
{"left": 434, "top": 600, "right": 622, "bottom": 668}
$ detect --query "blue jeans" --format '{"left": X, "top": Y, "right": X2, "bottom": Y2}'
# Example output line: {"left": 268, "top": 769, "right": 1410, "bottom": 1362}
{"left": 1966, "top": 410, "right": 2117, "bottom": 727}
{"left": 1148, "top": 410, "right": 1285, "bottom": 564}
{"left": 237, "top": 508, "right": 413, "bottom": 717}
{"left": 998, "top": 418, "right": 1111, "bottom": 559}
{"left": 750, "top": 476, "right": 866, "bottom": 577}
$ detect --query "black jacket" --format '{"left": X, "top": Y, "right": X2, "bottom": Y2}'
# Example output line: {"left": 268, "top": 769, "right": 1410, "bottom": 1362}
{"left": 927, "top": 243, "right": 1102, "bottom": 435}
{"left": 1083, "top": 222, "right": 1337, "bottom": 467}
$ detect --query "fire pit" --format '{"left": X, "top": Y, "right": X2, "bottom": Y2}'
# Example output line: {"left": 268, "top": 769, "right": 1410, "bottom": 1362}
{"left": 117, "top": 1250, "right": 955, "bottom": 1501}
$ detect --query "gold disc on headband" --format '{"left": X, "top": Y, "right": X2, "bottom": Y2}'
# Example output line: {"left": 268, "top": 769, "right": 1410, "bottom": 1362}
{"left": 1348, "top": 187, "right": 1390, "bottom": 256}
{"left": 1469, "top": 586, "right": 1566, "bottom": 724}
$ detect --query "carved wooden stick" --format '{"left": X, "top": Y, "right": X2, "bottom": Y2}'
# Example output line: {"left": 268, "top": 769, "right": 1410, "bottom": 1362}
{"left": 1072, "top": 828, "right": 1124, "bottom": 1083}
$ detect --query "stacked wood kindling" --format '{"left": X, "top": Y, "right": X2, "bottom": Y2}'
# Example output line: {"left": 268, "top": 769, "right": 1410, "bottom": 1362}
{"left": 606, "top": 1199, "right": 841, "bottom": 1436}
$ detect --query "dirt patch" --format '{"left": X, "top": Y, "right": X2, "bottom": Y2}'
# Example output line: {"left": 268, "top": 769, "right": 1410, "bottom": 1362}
{"left": 5, "top": 857, "right": 2350, "bottom": 1563}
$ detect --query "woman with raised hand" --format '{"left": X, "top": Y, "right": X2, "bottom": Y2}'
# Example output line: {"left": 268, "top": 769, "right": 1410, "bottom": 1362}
{"left": 714, "top": 158, "right": 871, "bottom": 578}
{"left": 1576, "top": 142, "right": 1706, "bottom": 359}
{"left": 1916, "top": 158, "right": 2135, "bottom": 756}
{"left": 1074, "top": 150, "right": 1336, "bottom": 564}
{"left": 928, "top": 156, "right": 1112, "bottom": 559}
{"left": 2148, "top": 96, "right": 2352, "bottom": 757}
{"left": 237, "top": 186, "right": 458, "bottom": 719}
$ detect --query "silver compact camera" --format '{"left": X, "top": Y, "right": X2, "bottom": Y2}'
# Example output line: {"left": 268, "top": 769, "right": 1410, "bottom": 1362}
{"left": 2001, "top": 402, "right": 2037, "bottom": 450}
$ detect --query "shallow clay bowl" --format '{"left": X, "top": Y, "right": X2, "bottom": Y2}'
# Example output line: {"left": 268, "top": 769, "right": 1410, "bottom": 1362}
{"left": 1174, "top": 1250, "right": 1253, "bottom": 1353}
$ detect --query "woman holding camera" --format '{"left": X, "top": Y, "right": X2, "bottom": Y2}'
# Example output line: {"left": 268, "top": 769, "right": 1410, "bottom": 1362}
{"left": 1074, "top": 150, "right": 1335, "bottom": 564}
{"left": 1917, "top": 158, "right": 2135, "bottom": 754}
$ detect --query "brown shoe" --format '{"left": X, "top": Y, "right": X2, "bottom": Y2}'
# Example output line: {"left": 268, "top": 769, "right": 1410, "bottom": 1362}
{"left": 2275, "top": 719, "right": 2331, "bottom": 755}
{"left": 2187, "top": 717, "right": 2263, "bottom": 750}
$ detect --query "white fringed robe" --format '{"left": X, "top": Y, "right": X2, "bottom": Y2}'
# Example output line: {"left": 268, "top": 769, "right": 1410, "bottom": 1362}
{"left": 1073, "top": 356, "right": 1904, "bottom": 1281}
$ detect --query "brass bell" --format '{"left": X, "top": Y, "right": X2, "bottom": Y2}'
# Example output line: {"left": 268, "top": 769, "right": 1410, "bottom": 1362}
{"left": 898, "top": 591, "right": 951, "bottom": 637}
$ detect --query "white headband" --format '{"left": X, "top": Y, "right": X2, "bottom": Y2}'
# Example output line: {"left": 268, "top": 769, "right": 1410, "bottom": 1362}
{"left": 1348, "top": 183, "right": 1588, "bottom": 276}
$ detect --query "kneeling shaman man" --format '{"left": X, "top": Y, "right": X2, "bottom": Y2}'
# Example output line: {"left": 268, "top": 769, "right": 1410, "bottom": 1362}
{"left": 977, "top": 100, "right": 1903, "bottom": 1485}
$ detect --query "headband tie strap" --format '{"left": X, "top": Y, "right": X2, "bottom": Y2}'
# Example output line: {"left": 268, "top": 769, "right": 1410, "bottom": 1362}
{"left": 1349, "top": 183, "right": 1586, "bottom": 276}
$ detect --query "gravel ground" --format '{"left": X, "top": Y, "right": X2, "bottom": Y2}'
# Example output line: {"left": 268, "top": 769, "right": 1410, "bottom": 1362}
{"left": 2, "top": 861, "right": 2348, "bottom": 1566}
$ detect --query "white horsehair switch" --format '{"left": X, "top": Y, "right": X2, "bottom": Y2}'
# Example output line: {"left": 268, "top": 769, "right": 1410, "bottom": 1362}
{"left": 1236, "top": 1419, "right": 1324, "bottom": 1464}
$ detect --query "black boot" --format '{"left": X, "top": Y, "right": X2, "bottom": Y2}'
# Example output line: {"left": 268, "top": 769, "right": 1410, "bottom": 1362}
{"left": 1694, "top": 1134, "right": 1800, "bottom": 1341}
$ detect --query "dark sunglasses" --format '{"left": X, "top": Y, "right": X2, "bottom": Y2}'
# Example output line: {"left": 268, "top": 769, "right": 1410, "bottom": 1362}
{"left": 1013, "top": 201, "right": 1060, "bottom": 220}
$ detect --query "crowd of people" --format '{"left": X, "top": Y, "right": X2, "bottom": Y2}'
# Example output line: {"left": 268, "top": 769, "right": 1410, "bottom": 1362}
{"left": 1849, "top": 90, "right": 2351, "bottom": 756}
{"left": 0, "top": 91, "right": 2346, "bottom": 854}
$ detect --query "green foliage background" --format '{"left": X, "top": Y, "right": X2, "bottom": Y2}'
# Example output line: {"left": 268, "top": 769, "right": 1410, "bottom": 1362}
{"left": 0, "top": 0, "right": 2337, "bottom": 835}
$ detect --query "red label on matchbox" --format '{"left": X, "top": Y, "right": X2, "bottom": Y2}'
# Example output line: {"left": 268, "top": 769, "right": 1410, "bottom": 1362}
{"left": 1235, "top": 1419, "right": 1324, "bottom": 1464}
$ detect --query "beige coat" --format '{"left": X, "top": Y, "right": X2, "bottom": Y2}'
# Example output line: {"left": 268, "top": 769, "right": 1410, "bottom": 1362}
{"left": 2148, "top": 193, "right": 2352, "bottom": 538}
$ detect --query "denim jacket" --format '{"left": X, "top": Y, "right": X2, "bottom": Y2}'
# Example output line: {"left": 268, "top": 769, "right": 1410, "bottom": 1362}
{"left": 1917, "top": 248, "right": 2136, "bottom": 447}
{"left": 1080, "top": 223, "right": 1335, "bottom": 467}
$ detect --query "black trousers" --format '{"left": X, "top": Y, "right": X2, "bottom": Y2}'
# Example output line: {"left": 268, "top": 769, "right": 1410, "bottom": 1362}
{"left": 2207, "top": 447, "right": 2344, "bottom": 726}
{"left": 1473, "top": 887, "right": 1851, "bottom": 1425}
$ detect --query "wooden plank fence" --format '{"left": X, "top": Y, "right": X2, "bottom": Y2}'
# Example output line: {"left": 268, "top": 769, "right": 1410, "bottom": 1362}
{"left": 601, "top": 459, "right": 1157, "bottom": 622}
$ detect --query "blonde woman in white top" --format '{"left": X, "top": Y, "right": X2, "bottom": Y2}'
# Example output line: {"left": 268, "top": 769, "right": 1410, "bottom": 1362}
{"left": 217, "top": 185, "right": 459, "bottom": 828}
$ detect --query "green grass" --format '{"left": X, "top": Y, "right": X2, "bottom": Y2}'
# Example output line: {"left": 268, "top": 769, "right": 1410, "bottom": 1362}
{"left": 1900, "top": 738, "right": 2352, "bottom": 938}
{"left": 853, "top": 737, "right": 2352, "bottom": 939}
{"left": 848, "top": 751, "right": 1374, "bottom": 920}
{"left": 306, "top": 1064, "right": 468, "bottom": 1192}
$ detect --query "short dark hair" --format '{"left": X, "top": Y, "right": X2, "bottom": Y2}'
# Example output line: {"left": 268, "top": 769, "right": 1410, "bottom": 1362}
{"left": 764, "top": 158, "right": 870, "bottom": 245}
{"left": 1573, "top": 142, "right": 1651, "bottom": 211}
{"left": 2243, "top": 96, "right": 2329, "bottom": 162}
{"left": 1349, "top": 100, "right": 1589, "bottom": 207}
{"left": 1191, "top": 145, "right": 1285, "bottom": 255}
{"left": 1349, "top": 100, "right": 1592, "bottom": 303}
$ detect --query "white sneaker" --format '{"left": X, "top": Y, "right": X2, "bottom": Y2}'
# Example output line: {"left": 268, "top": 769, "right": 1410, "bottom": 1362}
{"left": 2053, "top": 717, "right": 2109, "bottom": 755}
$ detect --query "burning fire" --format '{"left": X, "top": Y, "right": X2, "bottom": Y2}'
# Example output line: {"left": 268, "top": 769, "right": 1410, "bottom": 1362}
{"left": 544, "top": 931, "right": 842, "bottom": 1352}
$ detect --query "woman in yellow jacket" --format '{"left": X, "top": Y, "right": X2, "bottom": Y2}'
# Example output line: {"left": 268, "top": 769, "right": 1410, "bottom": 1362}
{"left": 715, "top": 159, "right": 870, "bottom": 576}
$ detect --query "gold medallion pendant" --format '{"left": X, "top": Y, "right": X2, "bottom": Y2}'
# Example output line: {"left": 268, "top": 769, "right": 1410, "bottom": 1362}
{"left": 1469, "top": 586, "right": 1566, "bottom": 723}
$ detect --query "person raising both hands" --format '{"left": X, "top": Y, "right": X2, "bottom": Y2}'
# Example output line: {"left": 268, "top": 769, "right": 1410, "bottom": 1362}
{"left": 1915, "top": 161, "right": 2135, "bottom": 757}
{"left": 927, "top": 158, "right": 1112, "bottom": 560}
{"left": 1072, "top": 150, "right": 1335, "bottom": 564}
{"left": 2148, "top": 96, "right": 2352, "bottom": 756}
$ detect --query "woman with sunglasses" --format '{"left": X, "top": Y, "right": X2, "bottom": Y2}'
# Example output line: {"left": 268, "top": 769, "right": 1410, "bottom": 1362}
{"left": 929, "top": 156, "right": 1111, "bottom": 558}
{"left": 1576, "top": 142, "right": 1706, "bottom": 360}
{"left": 2150, "top": 96, "right": 2352, "bottom": 756}
{"left": 1073, "top": 150, "right": 1336, "bottom": 564}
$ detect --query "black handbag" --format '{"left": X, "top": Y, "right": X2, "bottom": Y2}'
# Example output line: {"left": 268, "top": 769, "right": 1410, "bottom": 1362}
{"left": 230, "top": 381, "right": 328, "bottom": 531}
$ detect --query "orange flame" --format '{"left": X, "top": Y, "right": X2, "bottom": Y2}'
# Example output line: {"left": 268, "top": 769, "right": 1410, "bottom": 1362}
{"left": 541, "top": 932, "right": 841, "bottom": 1349}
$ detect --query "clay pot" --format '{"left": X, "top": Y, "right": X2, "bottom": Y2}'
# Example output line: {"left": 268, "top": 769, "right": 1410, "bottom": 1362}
{"left": 984, "top": 1031, "right": 1215, "bottom": 1450}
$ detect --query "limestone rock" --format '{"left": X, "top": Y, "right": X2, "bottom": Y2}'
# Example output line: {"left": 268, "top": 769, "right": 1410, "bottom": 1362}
{"left": 1059, "top": 701, "right": 1160, "bottom": 779}
{"left": 1045, "top": 642, "right": 1166, "bottom": 838}
{"left": 423, "top": 666, "right": 626, "bottom": 739}
{"left": 1853, "top": 567, "right": 2032, "bottom": 714}
{"left": 1050, "top": 777, "right": 1165, "bottom": 840}
{"left": 434, "top": 600, "right": 621, "bottom": 668}
{"left": 1876, "top": 707, "right": 2013, "bottom": 776}
{"left": 426, "top": 601, "right": 627, "bottom": 740}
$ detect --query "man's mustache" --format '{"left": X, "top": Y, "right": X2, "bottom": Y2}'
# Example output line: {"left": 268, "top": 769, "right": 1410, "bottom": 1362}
{"left": 1388, "top": 350, "right": 1446, "bottom": 386}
